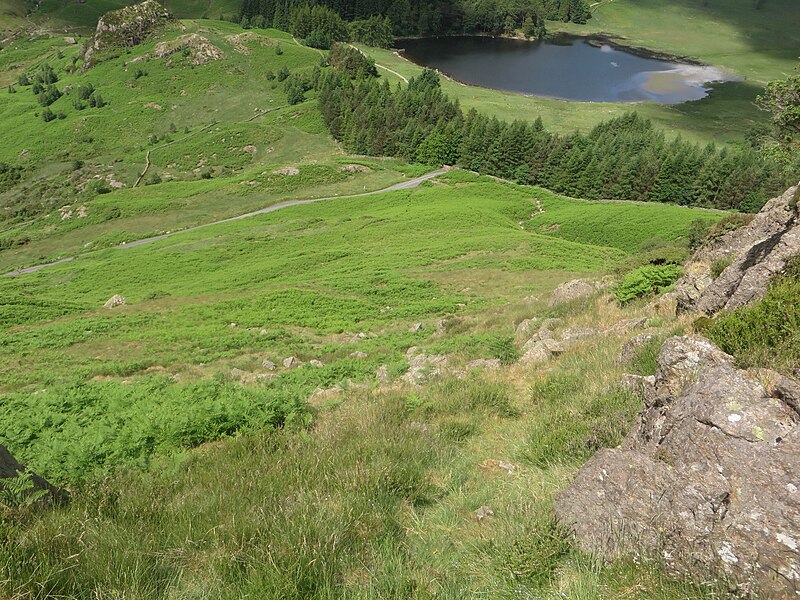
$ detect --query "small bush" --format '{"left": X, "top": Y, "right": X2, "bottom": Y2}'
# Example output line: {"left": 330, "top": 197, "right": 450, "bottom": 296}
{"left": 710, "top": 257, "right": 732, "bottom": 278}
{"left": 488, "top": 335, "right": 520, "bottom": 365}
{"left": 707, "top": 213, "right": 755, "bottom": 242}
{"left": 708, "top": 270, "right": 800, "bottom": 372}
{"left": 613, "top": 264, "right": 683, "bottom": 304}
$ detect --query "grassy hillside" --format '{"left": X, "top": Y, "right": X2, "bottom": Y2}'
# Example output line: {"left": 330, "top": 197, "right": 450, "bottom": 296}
{"left": 0, "top": 22, "right": 440, "bottom": 271}
{"left": 0, "top": 6, "right": 782, "bottom": 598}
{"left": 0, "top": 169, "right": 724, "bottom": 597}
{"left": 0, "top": 171, "right": 717, "bottom": 473}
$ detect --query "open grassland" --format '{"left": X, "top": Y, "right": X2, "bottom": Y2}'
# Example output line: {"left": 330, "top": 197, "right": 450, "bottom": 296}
{"left": 560, "top": 0, "right": 800, "bottom": 84}
{"left": 358, "top": 0, "right": 800, "bottom": 145}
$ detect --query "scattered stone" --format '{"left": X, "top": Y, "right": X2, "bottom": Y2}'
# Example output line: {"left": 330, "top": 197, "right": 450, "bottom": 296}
{"left": 226, "top": 31, "right": 273, "bottom": 55}
{"left": 541, "top": 338, "right": 568, "bottom": 355}
{"left": 615, "top": 333, "right": 655, "bottom": 365}
{"left": 519, "top": 340, "right": 551, "bottom": 365}
{"left": 242, "top": 145, "right": 257, "bottom": 154}
{"left": 64, "top": 37, "right": 76, "bottom": 44}
{"left": 153, "top": 33, "right": 223, "bottom": 65}
{"left": 143, "top": 101, "right": 162, "bottom": 110}
{"left": 620, "top": 373, "right": 657, "bottom": 405}
{"left": 103, "top": 294, "right": 126, "bottom": 309}
{"left": 556, "top": 335, "right": 800, "bottom": 597}
{"left": 560, "top": 327, "right": 598, "bottom": 343}
{"left": 349, "top": 351, "right": 368, "bottom": 359}
{"left": 409, "top": 322, "right": 424, "bottom": 332}
{"left": 475, "top": 506, "right": 495, "bottom": 522}
{"left": 465, "top": 358, "right": 501, "bottom": 370}
{"left": 261, "top": 359, "right": 276, "bottom": 371}
{"left": 609, "top": 317, "right": 648, "bottom": 334}
{"left": 273, "top": 167, "right": 300, "bottom": 176}
{"left": 514, "top": 318, "right": 539, "bottom": 344}
{"left": 309, "top": 384, "right": 343, "bottom": 405}
{"left": 228, "top": 322, "right": 237, "bottom": 328}
{"left": 283, "top": 356, "right": 301, "bottom": 369}
{"left": 550, "top": 279, "right": 595, "bottom": 307}
{"left": 403, "top": 347, "right": 449, "bottom": 385}
{"left": 376, "top": 364, "right": 389, "bottom": 385}
{"left": 341, "top": 164, "right": 371, "bottom": 173}
{"left": 308, "top": 359, "right": 324, "bottom": 367}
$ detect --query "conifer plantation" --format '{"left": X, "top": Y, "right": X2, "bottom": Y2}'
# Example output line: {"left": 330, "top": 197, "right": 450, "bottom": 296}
{"left": 316, "top": 65, "right": 799, "bottom": 211}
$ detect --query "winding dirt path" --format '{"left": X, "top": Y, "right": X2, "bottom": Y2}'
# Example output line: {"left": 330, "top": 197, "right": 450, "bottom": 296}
{"left": 4, "top": 168, "right": 449, "bottom": 277}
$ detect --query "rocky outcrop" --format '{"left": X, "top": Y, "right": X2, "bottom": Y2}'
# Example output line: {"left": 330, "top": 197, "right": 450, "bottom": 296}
{"left": 549, "top": 279, "right": 596, "bottom": 307}
{"left": 1, "top": 446, "right": 66, "bottom": 505}
{"left": 556, "top": 336, "right": 800, "bottom": 597}
{"left": 84, "top": 0, "right": 175, "bottom": 68}
{"left": 674, "top": 183, "right": 800, "bottom": 315}
{"left": 103, "top": 294, "right": 126, "bottom": 309}
{"left": 403, "top": 347, "right": 450, "bottom": 385}
{"left": 152, "top": 33, "right": 223, "bottom": 66}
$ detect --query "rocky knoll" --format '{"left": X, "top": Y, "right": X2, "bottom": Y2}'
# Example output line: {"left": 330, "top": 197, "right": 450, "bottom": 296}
{"left": 84, "top": 0, "right": 175, "bottom": 68}
{"left": 1, "top": 445, "right": 66, "bottom": 505}
{"left": 556, "top": 336, "right": 800, "bottom": 597}
{"left": 674, "top": 182, "right": 800, "bottom": 315}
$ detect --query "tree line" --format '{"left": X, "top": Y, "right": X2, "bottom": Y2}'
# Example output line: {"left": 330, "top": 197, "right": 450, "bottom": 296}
{"left": 313, "top": 68, "right": 799, "bottom": 211}
{"left": 239, "top": 0, "right": 590, "bottom": 41}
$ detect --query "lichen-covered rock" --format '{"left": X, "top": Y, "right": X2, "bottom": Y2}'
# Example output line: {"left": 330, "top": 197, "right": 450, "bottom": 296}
{"left": 403, "top": 347, "right": 448, "bottom": 385}
{"left": 674, "top": 182, "right": 800, "bottom": 315}
{"left": 549, "top": 279, "right": 595, "bottom": 306}
{"left": 556, "top": 336, "right": 800, "bottom": 598}
{"left": 153, "top": 33, "right": 223, "bottom": 66}
{"left": 84, "top": 0, "right": 175, "bottom": 68}
{"left": 615, "top": 333, "right": 654, "bottom": 365}
{"left": 465, "top": 358, "right": 501, "bottom": 370}
{"left": 103, "top": 294, "right": 126, "bottom": 309}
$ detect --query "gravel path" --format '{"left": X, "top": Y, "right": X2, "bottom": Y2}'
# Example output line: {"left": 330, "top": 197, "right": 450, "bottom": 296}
{"left": 5, "top": 169, "right": 449, "bottom": 277}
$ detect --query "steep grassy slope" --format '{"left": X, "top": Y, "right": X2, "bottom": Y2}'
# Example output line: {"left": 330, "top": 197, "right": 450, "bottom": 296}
{"left": 0, "top": 172, "right": 719, "bottom": 478}
{"left": 0, "top": 22, "right": 433, "bottom": 271}
{"left": 0, "top": 170, "right": 725, "bottom": 598}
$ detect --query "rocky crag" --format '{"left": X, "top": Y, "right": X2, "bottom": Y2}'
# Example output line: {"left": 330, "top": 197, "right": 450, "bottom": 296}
{"left": 674, "top": 183, "right": 800, "bottom": 315}
{"left": 83, "top": 0, "right": 175, "bottom": 68}
{"left": 557, "top": 336, "right": 800, "bottom": 597}
{"left": 557, "top": 183, "right": 800, "bottom": 598}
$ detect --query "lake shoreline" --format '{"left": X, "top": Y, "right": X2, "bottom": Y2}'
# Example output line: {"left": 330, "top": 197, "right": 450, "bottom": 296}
{"left": 394, "top": 32, "right": 709, "bottom": 69}
{"left": 395, "top": 34, "right": 728, "bottom": 104}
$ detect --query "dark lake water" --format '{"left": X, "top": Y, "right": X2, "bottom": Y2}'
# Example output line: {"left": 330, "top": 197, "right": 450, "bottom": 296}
{"left": 398, "top": 35, "right": 727, "bottom": 104}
